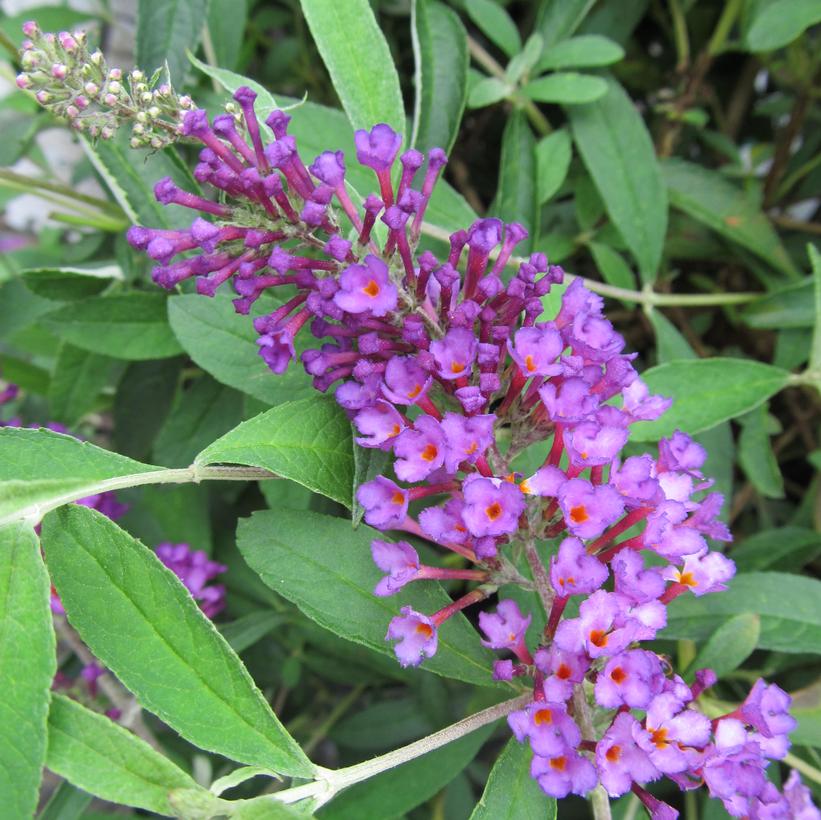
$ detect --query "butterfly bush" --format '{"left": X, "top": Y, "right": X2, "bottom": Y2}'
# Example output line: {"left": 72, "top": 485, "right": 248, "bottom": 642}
{"left": 23, "top": 24, "right": 818, "bottom": 817}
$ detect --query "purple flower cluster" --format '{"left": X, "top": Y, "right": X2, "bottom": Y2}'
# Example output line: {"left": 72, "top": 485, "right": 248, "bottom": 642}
{"left": 155, "top": 542, "right": 227, "bottom": 618}
{"left": 124, "top": 89, "right": 817, "bottom": 818}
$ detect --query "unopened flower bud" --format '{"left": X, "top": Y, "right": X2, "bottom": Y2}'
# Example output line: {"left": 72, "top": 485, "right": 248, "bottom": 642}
{"left": 150, "top": 136, "right": 163, "bottom": 148}
{"left": 109, "top": 68, "right": 122, "bottom": 80}
{"left": 136, "top": 111, "right": 148, "bottom": 123}
{"left": 66, "top": 105, "right": 79, "bottom": 118}
{"left": 51, "top": 63, "right": 67, "bottom": 80}
{"left": 130, "top": 137, "right": 141, "bottom": 148}
{"left": 90, "top": 50, "right": 103, "bottom": 64}
{"left": 133, "top": 123, "right": 145, "bottom": 135}
{"left": 15, "top": 74, "right": 32, "bottom": 90}
{"left": 179, "top": 95, "right": 193, "bottom": 109}
{"left": 148, "top": 106, "right": 161, "bottom": 118}
{"left": 104, "top": 93, "right": 117, "bottom": 106}
{"left": 157, "top": 84, "right": 171, "bottom": 96}
{"left": 21, "top": 50, "right": 38, "bottom": 68}
{"left": 108, "top": 80, "right": 121, "bottom": 94}
{"left": 75, "top": 95, "right": 89, "bottom": 110}
{"left": 58, "top": 31, "right": 77, "bottom": 50}
{"left": 131, "top": 70, "right": 144, "bottom": 82}
{"left": 22, "top": 20, "right": 39, "bottom": 38}
{"left": 84, "top": 82, "right": 99, "bottom": 96}
{"left": 36, "top": 90, "right": 50, "bottom": 104}
{"left": 101, "top": 126, "right": 114, "bottom": 139}
{"left": 141, "top": 91, "right": 152, "bottom": 104}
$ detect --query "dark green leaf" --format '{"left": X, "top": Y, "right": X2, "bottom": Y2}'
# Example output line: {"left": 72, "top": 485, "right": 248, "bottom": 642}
{"left": 330, "top": 698, "right": 432, "bottom": 751}
{"left": 535, "top": 128, "right": 572, "bottom": 204}
{"left": 662, "top": 572, "right": 821, "bottom": 654}
{"left": 790, "top": 680, "right": 821, "bottom": 748}
{"left": 738, "top": 404, "right": 784, "bottom": 499}
{"left": 411, "top": 0, "right": 469, "bottom": 154}
{"left": 21, "top": 265, "right": 119, "bottom": 301}
{"left": 136, "top": 0, "right": 208, "bottom": 83}
{"left": 168, "top": 293, "right": 314, "bottom": 406}
{"left": 0, "top": 278, "right": 54, "bottom": 340}
{"left": 631, "top": 358, "right": 790, "bottom": 441}
{"left": 535, "top": 0, "right": 596, "bottom": 47}
{"left": 0, "top": 427, "right": 158, "bottom": 526}
{"left": 535, "top": 34, "right": 624, "bottom": 71}
{"left": 320, "top": 723, "right": 495, "bottom": 819}
{"left": 113, "top": 358, "right": 182, "bottom": 460}
{"left": 663, "top": 159, "right": 798, "bottom": 277}
{"left": 649, "top": 311, "right": 696, "bottom": 363}
{"left": 588, "top": 241, "right": 635, "bottom": 292}
{"left": 745, "top": 0, "right": 821, "bottom": 51}
{"left": 237, "top": 509, "right": 498, "bottom": 686}
{"left": 732, "top": 527, "right": 821, "bottom": 573}
{"left": 470, "top": 737, "right": 554, "bottom": 819}
{"left": 46, "top": 694, "right": 219, "bottom": 815}
{"left": 221, "top": 612, "right": 286, "bottom": 654}
{"left": 352, "top": 444, "right": 391, "bottom": 527}
{"left": 0, "top": 522, "right": 54, "bottom": 819}
{"left": 465, "top": 0, "right": 521, "bottom": 57}
{"left": 524, "top": 72, "right": 607, "bottom": 104}
{"left": 742, "top": 278, "right": 814, "bottom": 329}
{"left": 568, "top": 78, "right": 667, "bottom": 282}
{"left": 42, "top": 505, "right": 314, "bottom": 776}
{"left": 685, "top": 613, "right": 760, "bottom": 682}
{"left": 49, "top": 344, "right": 114, "bottom": 426}
{"left": 197, "top": 397, "right": 353, "bottom": 507}
{"left": 491, "top": 111, "right": 538, "bottom": 251}
{"left": 38, "top": 780, "right": 92, "bottom": 820}
{"left": 207, "top": 0, "right": 248, "bottom": 70}
{"left": 299, "top": 0, "right": 405, "bottom": 135}
{"left": 155, "top": 376, "right": 243, "bottom": 467}
{"left": 42, "top": 293, "right": 183, "bottom": 361}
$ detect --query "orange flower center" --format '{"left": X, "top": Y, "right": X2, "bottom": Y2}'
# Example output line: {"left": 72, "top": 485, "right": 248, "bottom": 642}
{"left": 650, "top": 727, "right": 669, "bottom": 749}
{"left": 362, "top": 279, "right": 380, "bottom": 298}
{"left": 569, "top": 504, "right": 589, "bottom": 524}
{"left": 589, "top": 629, "right": 609, "bottom": 648}
{"left": 519, "top": 479, "right": 531, "bottom": 494}
{"left": 420, "top": 444, "right": 438, "bottom": 462}
{"left": 605, "top": 745, "right": 622, "bottom": 763}
{"left": 391, "top": 491, "right": 405, "bottom": 505}
{"left": 610, "top": 666, "right": 627, "bottom": 684}
{"left": 415, "top": 622, "right": 433, "bottom": 639}
{"left": 465, "top": 441, "right": 478, "bottom": 455}
{"left": 450, "top": 361, "right": 465, "bottom": 374}
{"left": 549, "top": 756, "right": 567, "bottom": 772}
{"left": 556, "top": 663, "right": 572, "bottom": 680}
{"left": 525, "top": 354, "right": 537, "bottom": 373}
{"left": 407, "top": 383, "right": 422, "bottom": 400}
{"left": 678, "top": 570, "right": 698, "bottom": 587}
{"left": 389, "top": 424, "right": 401, "bottom": 437}
{"left": 534, "top": 708, "right": 553, "bottom": 726}
{"left": 485, "top": 501, "right": 503, "bottom": 521}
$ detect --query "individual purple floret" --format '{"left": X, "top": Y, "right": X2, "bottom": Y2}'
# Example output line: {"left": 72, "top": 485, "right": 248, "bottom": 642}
{"left": 385, "top": 606, "right": 438, "bottom": 667}
{"left": 156, "top": 542, "right": 227, "bottom": 618}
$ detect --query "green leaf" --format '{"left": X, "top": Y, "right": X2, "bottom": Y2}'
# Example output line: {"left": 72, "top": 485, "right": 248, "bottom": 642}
{"left": 207, "top": 0, "right": 248, "bottom": 71}
{"left": 0, "top": 278, "right": 56, "bottom": 341}
{"left": 808, "top": 244, "right": 821, "bottom": 371}
{"left": 506, "top": 34, "right": 545, "bottom": 85}
{"left": 411, "top": 0, "right": 469, "bottom": 155}
{"left": 113, "top": 358, "right": 182, "bottom": 460}
{"left": 155, "top": 376, "right": 243, "bottom": 467}
{"left": 535, "top": 0, "right": 596, "bottom": 47}
{"left": 685, "top": 613, "right": 760, "bottom": 682}
{"left": 535, "top": 34, "right": 624, "bottom": 71}
{"left": 221, "top": 611, "right": 286, "bottom": 654}
{"left": 732, "top": 527, "right": 821, "bottom": 573}
{"left": 588, "top": 241, "right": 636, "bottom": 293}
{"left": 330, "top": 698, "right": 432, "bottom": 751}
{"left": 232, "top": 798, "right": 316, "bottom": 819}
{"left": 631, "top": 358, "right": 791, "bottom": 441}
{"left": 737, "top": 404, "right": 784, "bottom": 499}
{"left": 491, "top": 111, "right": 538, "bottom": 251}
{"left": 81, "top": 132, "right": 194, "bottom": 230}
{"left": 790, "top": 679, "right": 821, "bottom": 748}
{"left": 49, "top": 344, "right": 115, "bottom": 426}
{"left": 168, "top": 293, "right": 314, "bottom": 406}
{"left": 662, "top": 159, "right": 797, "bottom": 277}
{"left": 42, "top": 505, "right": 314, "bottom": 776}
{"left": 468, "top": 76, "right": 513, "bottom": 108}
{"left": 746, "top": 0, "right": 821, "bottom": 51}
{"left": 299, "top": 0, "right": 405, "bottom": 135}
{"left": 649, "top": 311, "right": 695, "bottom": 363}
{"left": 742, "top": 278, "right": 814, "bottom": 329}
{"left": 535, "top": 128, "right": 572, "bottom": 204}
{"left": 136, "top": 0, "right": 208, "bottom": 83}
{"left": 0, "top": 522, "right": 55, "bottom": 820}
{"left": 42, "top": 293, "right": 183, "bottom": 361}
{"left": 662, "top": 572, "right": 821, "bottom": 654}
{"left": 524, "top": 72, "right": 607, "bottom": 104}
{"left": 237, "top": 509, "right": 498, "bottom": 687}
{"left": 21, "top": 265, "right": 120, "bottom": 301}
{"left": 0, "top": 427, "right": 158, "bottom": 526}
{"left": 320, "top": 723, "right": 496, "bottom": 819}
{"left": 465, "top": 0, "right": 521, "bottom": 58}
{"left": 568, "top": 78, "right": 667, "bottom": 282}
{"left": 469, "top": 737, "right": 554, "bottom": 820}
{"left": 46, "top": 694, "right": 219, "bottom": 815}
{"left": 38, "top": 780, "right": 92, "bottom": 820}
{"left": 196, "top": 397, "right": 354, "bottom": 507}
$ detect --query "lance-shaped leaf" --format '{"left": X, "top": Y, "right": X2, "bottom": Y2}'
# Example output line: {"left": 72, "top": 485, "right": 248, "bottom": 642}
{"left": 196, "top": 397, "right": 354, "bottom": 508}
{"left": 411, "top": 0, "right": 469, "bottom": 155}
{"left": 568, "top": 77, "right": 667, "bottom": 283}
{"left": 0, "top": 522, "right": 55, "bottom": 819}
{"left": 630, "top": 358, "right": 790, "bottom": 441}
{"left": 42, "top": 505, "right": 314, "bottom": 777}
{"left": 47, "top": 694, "right": 222, "bottom": 816}
{"left": 0, "top": 427, "right": 160, "bottom": 526}
{"left": 136, "top": 0, "right": 208, "bottom": 84}
{"left": 300, "top": 0, "right": 405, "bottom": 136}
{"left": 684, "top": 614, "right": 760, "bottom": 683}
{"left": 469, "top": 738, "right": 555, "bottom": 820}
{"left": 237, "top": 509, "right": 498, "bottom": 687}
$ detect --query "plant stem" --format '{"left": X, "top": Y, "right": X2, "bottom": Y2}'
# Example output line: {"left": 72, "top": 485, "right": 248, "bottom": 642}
{"left": 273, "top": 693, "right": 531, "bottom": 807}
{"left": 668, "top": 0, "right": 690, "bottom": 72}
{"left": 302, "top": 684, "right": 366, "bottom": 759}
{"left": 466, "top": 35, "right": 552, "bottom": 136}
{"left": 524, "top": 540, "right": 554, "bottom": 618}
{"left": 419, "top": 221, "right": 759, "bottom": 307}
{"left": 1, "top": 465, "right": 280, "bottom": 527}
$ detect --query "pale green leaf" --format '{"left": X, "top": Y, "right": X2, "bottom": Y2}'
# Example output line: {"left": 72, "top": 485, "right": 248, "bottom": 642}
{"left": 686, "top": 613, "right": 760, "bottom": 682}
{"left": 535, "top": 0, "right": 596, "bottom": 47}
{"left": 136, "top": 0, "right": 208, "bottom": 83}
{"left": 535, "top": 128, "right": 572, "bottom": 205}
{"left": 535, "top": 34, "right": 623, "bottom": 71}
{"left": 523, "top": 72, "right": 607, "bottom": 104}
{"left": 746, "top": 0, "right": 821, "bottom": 51}
{"left": 465, "top": 0, "right": 521, "bottom": 57}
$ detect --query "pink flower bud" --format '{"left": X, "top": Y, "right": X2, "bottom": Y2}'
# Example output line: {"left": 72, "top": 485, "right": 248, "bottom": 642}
{"left": 51, "top": 63, "right": 67, "bottom": 80}
{"left": 58, "top": 31, "right": 77, "bottom": 50}
{"left": 15, "top": 74, "right": 31, "bottom": 90}
{"left": 21, "top": 20, "right": 38, "bottom": 38}
{"left": 35, "top": 90, "right": 50, "bottom": 104}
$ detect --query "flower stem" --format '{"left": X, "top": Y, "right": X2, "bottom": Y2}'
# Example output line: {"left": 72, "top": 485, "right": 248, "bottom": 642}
{"left": 573, "top": 687, "right": 612, "bottom": 820}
